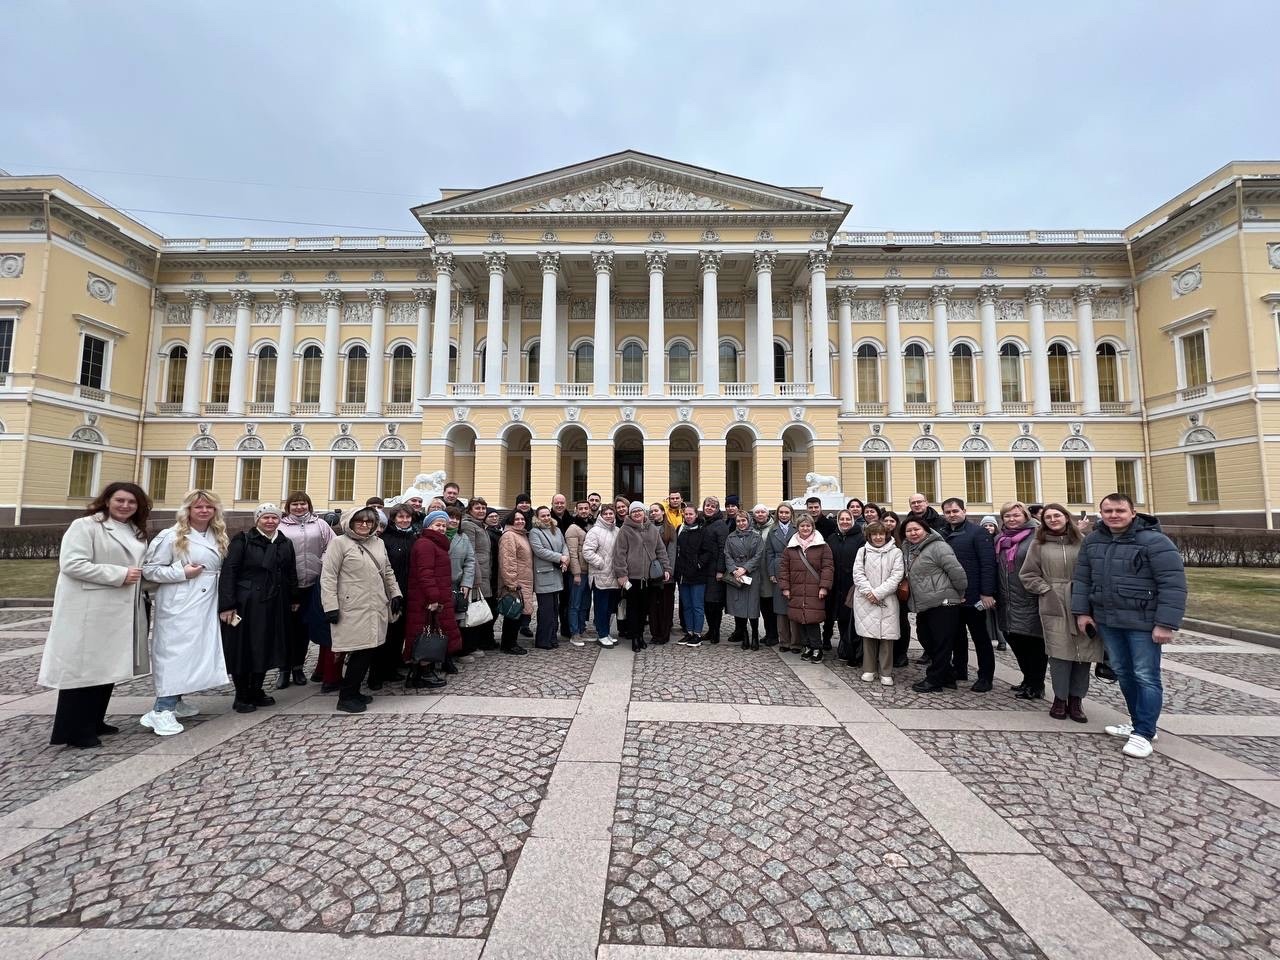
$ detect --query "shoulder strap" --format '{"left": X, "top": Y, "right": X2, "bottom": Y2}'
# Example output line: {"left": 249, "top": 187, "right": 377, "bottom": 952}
{"left": 797, "top": 547, "right": 820, "bottom": 582}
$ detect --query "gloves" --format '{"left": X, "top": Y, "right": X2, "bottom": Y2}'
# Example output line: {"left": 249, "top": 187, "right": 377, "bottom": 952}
{"left": 389, "top": 596, "right": 404, "bottom": 616}
{"left": 323, "top": 609, "right": 341, "bottom": 624}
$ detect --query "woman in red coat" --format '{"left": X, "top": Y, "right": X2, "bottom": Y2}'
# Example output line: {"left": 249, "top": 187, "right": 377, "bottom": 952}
{"left": 404, "top": 511, "right": 458, "bottom": 689}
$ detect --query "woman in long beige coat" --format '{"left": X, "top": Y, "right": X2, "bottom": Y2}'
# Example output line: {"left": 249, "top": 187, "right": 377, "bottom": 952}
{"left": 320, "top": 507, "right": 402, "bottom": 714}
{"left": 497, "top": 510, "right": 534, "bottom": 655}
{"left": 40, "top": 482, "right": 152, "bottom": 749}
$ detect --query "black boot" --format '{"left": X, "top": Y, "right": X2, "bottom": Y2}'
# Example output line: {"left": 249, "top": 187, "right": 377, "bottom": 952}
{"left": 275, "top": 670, "right": 291, "bottom": 690}
{"left": 291, "top": 668, "right": 308, "bottom": 686}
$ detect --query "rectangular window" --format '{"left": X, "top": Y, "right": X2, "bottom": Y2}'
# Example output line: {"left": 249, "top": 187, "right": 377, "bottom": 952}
{"left": 79, "top": 334, "right": 107, "bottom": 389}
{"left": 914, "top": 460, "right": 938, "bottom": 505}
{"left": 1190, "top": 452, "right": 1218, "bottom": 502}
{"left": 951, "top": 353, "right": 975, "bottom": 404}
{"left": 572, "top": 459, "right": 588, "bottom": 504}
{"left": 345, "top": 354, "right": 367, "bottom": 404}
{"left": 68, "top": 450, "right": 97, "bottom": 498}
{"left": 1097, "top": 349, "right": 1120, "bottom": 404}
{"left": 904, "top": 355, "right": 928, "bottom": 404}
{"left": 286, "top": 458, "right": 309, "bottom": 495}
{"left": 380, "top": 458, "right": 403, "bottom": 501}
{"left": 1014, "top": 460, "right": 1038, "bottom": 505}
{"left": 1000, "top": 352, "right": 1023, "bottom": 403}
{"left": 239, "top": 458, "right": 262, "bottom": 502}
{"left": 1065, "top": 460, "right": 1089, "bottom": 504}
{"left": 865, "top": 460, "right": 888, "bottom": 505}
{"left": 254, "top": 353, "right": 276, "bottom": 404}
{"left": 300, "top": 353, "right": 322, "bottom": 404}
{"left": 192, "top": 457, "right": 214, "bottom": 491}
{"left": 1181, "top": 331, "right": 1208, "bottom": 389}
{"left": 728, "top": 459, "right": 743, "bottom": 500}
{"left": 0, "top": 318, "right": 13, "bottom": 376}
{"left": 390, "top": 351, "right": 413, "bottom": 403}
{"left": 147, "top": 458, "right": 169, "bottom": 502}
{"left": 333, "top": 458, "right": 355, "bottom": 502}
{"left": 856, "top": 351, "right": 879, "bottom": 403}
{"left": 164, "top": 351, "right": 186, "bottom": 404}
{"left": 1115, "top": 460, "right": 1139, "bottom": 501}
{"left": 1048, "top": 352, "right": 1072, "bottom": 403}
{"left": 718, "top": 348, "right": 737, "bottom": 385}
{"left": 964, "top": 460, "right": 989, "bottom": 506}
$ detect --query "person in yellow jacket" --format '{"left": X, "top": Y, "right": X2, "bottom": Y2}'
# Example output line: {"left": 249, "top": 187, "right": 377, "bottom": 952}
{"left": 663, "top": 490, "right": 685, "bottom": 530}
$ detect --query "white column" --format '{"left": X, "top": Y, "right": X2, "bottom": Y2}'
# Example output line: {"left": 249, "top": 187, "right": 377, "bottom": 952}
{"left": 755, "top": 251, "right": 776, "bottom": 395}
{"left": 430, "top": 253, "right": 454, "bottom": 397}
{"left": 790, "top": 290, "right": 807, "bottom": 384}
{"left": 459, "top": 291, "right": 476, "bottom": 385}
{"left": 226, "top": 290, "right": 253, "bottom": 415}
{"left": 930, "top": 285, "right": 953, "bottom": 414}
{"left": 1122, "top": 287, "right": 1139, "bottom": 406}
{"left": 274, "top": 290, "right": 297, "bottom": 416}
{"left": 537, "top": 251, "right": 559, "bottom": 396}
{"left": 555, "top": 290, "right": 569, "bottom": 384}
{"left": 699, "top": 251, "right": 721, "bottom": 396}
{"left": 745, "top": 290, "right": 757, "bottom": 391}
{"left": 646, "top": 250, "right": 667, "bottom": 395}
{"left": 506, "top": 292, "right": 523, "bottom": 383}
{"left": 146, "top": 291, "right": 167, "bottom": 413}
{"left": 484, "top": 253, "right": 506, "bottom": 396}
{"left": 836, "top": 285, "right": 856, "bottom": 412}
{"left": 319, "top": 288, "right": 342, "bottom": 415}
{"left": 809, "top": 251, "right": 832, "bottom": 396}
{"left": 884, "top": 286, "right": 905, "bottom": 415}
{"left": 1027, "top": 284, "right": 1052, "bottom": 415}
{"left": 366, "top": 289, "right": 387, "bottom": 415}
{"left": 182, "top": 291, "right": 208, "bottom": 415}
{"left": 1075, "top": 284, "right": 1102, "bottom": 415}
{"left": 979, "top": 284, "right": 1002, "bottom": 415}
{"left": 412, "top": 288, "right": 433, "bottom": 409}
{"left": 593, "top": 251, "right": 614, "bottom": 397}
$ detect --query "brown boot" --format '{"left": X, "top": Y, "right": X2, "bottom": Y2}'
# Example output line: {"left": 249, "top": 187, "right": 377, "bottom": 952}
{"left": 1049, "top": 697, "right": 1068, "bottom": 720}
{"left": 1068, "top": 696, "right": 1088, "bottom": 724}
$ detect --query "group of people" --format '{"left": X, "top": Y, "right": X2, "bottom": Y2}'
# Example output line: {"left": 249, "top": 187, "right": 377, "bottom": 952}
{"left": 36, "top": 479, "right": 1186, "bottom": 761}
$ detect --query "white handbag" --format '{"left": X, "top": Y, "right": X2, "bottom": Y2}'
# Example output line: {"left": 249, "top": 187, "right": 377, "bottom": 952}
{"left": 464, "top": 587, "right": 494, "bottom": 628}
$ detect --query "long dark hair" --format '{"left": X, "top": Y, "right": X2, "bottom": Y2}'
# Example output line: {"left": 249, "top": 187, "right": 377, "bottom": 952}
{"left": 86, "top": 481, "right": 152, "bottom": 536}
{"left": 881, "top": 509, "right": 904, "bottom": 545}
{"left": 1035, "top": 502, "right": 1082, "bottom": 544}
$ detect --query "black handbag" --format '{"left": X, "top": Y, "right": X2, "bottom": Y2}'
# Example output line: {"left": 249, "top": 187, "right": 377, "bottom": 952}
{"left": 412, "top": 613, "right": 448, "bottom": 663}
{"left": 453, "top": 588, "right": 468, "bottom": 614}
{"left": 497, "top": 588, "right": 525, "bottom": 620}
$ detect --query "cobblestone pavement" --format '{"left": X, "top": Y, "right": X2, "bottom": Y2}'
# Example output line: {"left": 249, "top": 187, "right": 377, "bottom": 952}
{"left": 631, "top": 641, "right": 820, "bottom": 706}
{"left": 0, "top": 653, "right": 50, "bottom": 696}
{"left": 0, "top": 609, "right": 51, "bottom": 626}
{"left": 0, "top": 714, "right": 569, "bottom": 937}
{"left": 0, "top": 636, "right": 43, "bottom": 653}
{"left": 379, "top": 644, "right": 598, "bottom": 699}
{"left": 1088, "top": 665, "right": 1280, "bottom": 715}
{"left": 605, "top": 722, "right": 1044, "bottom": 957}
{"left": 1166, "top": 651, "right": 1280, "bottom": 691}
{"left": 1186, "top": 735, "right": 1280, "bottom": 777}
{"left": 916, "top": 729, "right": 1280, "bottom": 960}
{"left": 825, "top": 656, "right": 1043, "bottom": 711}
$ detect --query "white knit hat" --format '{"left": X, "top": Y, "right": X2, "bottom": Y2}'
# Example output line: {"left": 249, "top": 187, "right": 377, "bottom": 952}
{"left": 255, "top": 503, "right": 282, "bottom": 521}
{"left": 629, "top": 501, "right": 647, "bottom": 513}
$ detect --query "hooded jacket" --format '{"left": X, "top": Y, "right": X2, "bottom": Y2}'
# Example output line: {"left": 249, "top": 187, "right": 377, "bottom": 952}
{"left": 901, "top": 530, "right": 967, "bottom": 613}
{"left": 612, "top": 514, "right": 669, "bottom": 583}
{"left": 943, "top": 519, "right": 997, "bottom": 603}
{"left": 279, "top": 511, "right": 335, "bottom": 588}
{"left": 1070, "top": 513, "right": 1186, "bottom": 631}
{"left": 460, "top": 514, "right": 493, "bottom": 598}
{"left": 497, "top": 526, "right": 535, "bottom": 615}
{"left": 320, "top": 515, "right": 402, "bottom": 654}
{"left": 564, "top": 516, "right": 591, "bottom": 579}
{"left": 778, "top": 530, "right": 834, "bottom": 624}
{"left": 700, "top": 510, "right": 730, "bottom": 603}
{"left": 406, "top": 528, "right": 461, "bottom": 657}
{"left": 1022, "top": 533, "right": 1104, "bottom": 663}
{"left": 851, "top": 540, "right": 905, "bottom": 640}
{"left": 581, "top": 517, "right": 620, "bottom": 590}
{"left": 673, "top": 520, "right": 715, "bottom": 585}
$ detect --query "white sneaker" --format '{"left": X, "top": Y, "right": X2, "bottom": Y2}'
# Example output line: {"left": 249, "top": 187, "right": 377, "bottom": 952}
{"left": 570, "top": 635, "right": 586, "bottom": 647}
{"left": 1106, "top": 723, "right": 1158, "bottom": 742}
{"left": 861, "top": 672, "right": 876, "bottom": 683}
{"left": 880, "top": 676, "right": 894, "bottom": 687}
{"left": 473, "top": 649, "right": 486, "bottom": 658}
{"left": 140, "top": 710, "right": 184, "bottom": 736}
{"left": 173, "top": 701, "right": 200, "bottom": 719}
{"left": 598, "top": 636, "right": 617, "bottom": 648}
{"left": 1123, "top": 734, "right": 1154, "bottom": 758}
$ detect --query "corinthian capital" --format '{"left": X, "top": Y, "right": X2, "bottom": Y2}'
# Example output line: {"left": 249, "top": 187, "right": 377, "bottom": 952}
{"left": 537, "top": 251, "right": 560, "bottom": 275}
{"left": 413, "top": 287, "right": 433, "bottom": 307}
{"left": 276, "top": 289, "right": 299, "bottom": 308}
{"left": 152, "top": 290, "right": 167, "bottom": 310}
{"left": 699, "top": 250, "right": 722, "bottom": 274}
{"left": 484, "top": 252, "right": 508, "bottom": 276}
{"left": 592, "top": 251, "right": 615, "bottom": 275}
{"left": 232, "top": 289, "right": 254, "bottom": 309}
{"left": 1026, "top": 284, "right": 1052, "bottom": 304}
{"left": 808, "top": 250, "right": 832, "bottom": 272}
{"left": 977, "top": 284, "right": 1002, "bottom": 303}
{"left": 882, "top": 285, "right": 906, "bottom": 304}
{"left": 189, "top": 291, "right": 210, "bottom": 309}
{"left": 367, "top": 289, "right": 388, "bottom": 307}
{"left": 1073, "top": 283, "right": 1101, "bottom": 304}
{"left": 433, "top": 252, "right": 456, "bottom": 277}
{"left": 646, "top": 250, "right": 668, "bottom": 274}
{"left": 321, "top": 288, "right": 344, "bottom": 307}
{"left": 836, "top": 285, "right": 858, "bottom": 305}
{"left": 929, "top": 284, "right": 953, "bottom": 305}
{"left": 754, "top": 250, "right": 777, "bottom": 273}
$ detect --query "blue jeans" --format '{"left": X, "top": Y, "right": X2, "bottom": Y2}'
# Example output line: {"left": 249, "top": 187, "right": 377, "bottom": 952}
{"left": 569, "top": 577, "right": 592, "bottom": 636}
{"left": 592, "top": 586, "right": 620, "bottom": 640}
{"left": 679, "top": 582, "right": 706, "bottom": 634}
{"left": 1099, "top": 625, "right": 1163, "bottom": 739}
{"left": 154, "top": 695, "right": 182, "bottom": 712}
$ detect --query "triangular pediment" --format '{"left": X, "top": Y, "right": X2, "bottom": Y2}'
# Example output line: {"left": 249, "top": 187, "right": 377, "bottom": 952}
{"left": 412, "top": 150, "right": 849, "bottom": 221}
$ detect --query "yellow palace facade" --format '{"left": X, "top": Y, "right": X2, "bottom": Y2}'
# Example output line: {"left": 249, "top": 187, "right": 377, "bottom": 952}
{"left": 1, "top": 151, "right": 1278, "bottom": 526}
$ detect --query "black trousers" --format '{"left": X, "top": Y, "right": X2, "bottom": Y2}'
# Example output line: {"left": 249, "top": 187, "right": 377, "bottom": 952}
{"left": 232, "top": 672, "right": 267, "bottom": 703}
{"left": 760, "top": 596, "right": 778, "bottom": 643}
{"left": 50, "top": 683, "right": 114, "bottom": 746}
{"left": 917, "top": 605, "right": 963, "bottom": 687}
{"left": 835, "top": 601, "right": 861, "bottom": 663}
{"left": 704, "top": 599, "right": 724, "bottom": 643}
{"left": 621, "top": 582, "right": 651, "bottom": 641}
{"left": 954, "top": 603, "right": 995, "bottom": 682}
{"left": 500, "top": 612, "right": 524, "bottom": 650}
{"left": 340, "top": 648, "right": 375, "bottom": 700}
{"left": 894, "top": 602, "right": 912, "bottom": 665}
{"left": 285, "top": 593, "right": 312, "bottom": 669}
{"left": 1007, "top": 631, "right": 1049, "bottom": 690}
{"left": 822, "top": 592, "right": 838, "bottom": 643}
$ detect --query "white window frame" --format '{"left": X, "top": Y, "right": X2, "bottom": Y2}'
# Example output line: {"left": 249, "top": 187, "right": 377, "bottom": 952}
{"left": 1064, "top": 459, "right": 1092, "bottom": 505}
{"left": 864, "top": 458, "right": 890, "bottom": 506}
{"left": 1046, "top": 340, "right": 1076, "bottom": 404}
{"left": 145, "top": 457, "right": 170, "bottom": 502}
{"left": 190, "top": 456, "right": 216, "bottom": 492}
{"left": 207, "top": 342, "right": 234, "bottom": 403}
{"left": 913, "top": 459, "right": 939, "bottom": 505}
{"left": 0, "top": 314, "right": 19, "bottom": 387}
{"left": 963, "top": 458, "right": 990, "bottom": 506}
{"left": 284, "top": 458, "right": 309, "bottom": 500}
{"left": 68, "top": 449, "right": 100, "bottom": 499}
{"left": 1114, "top": 458, "right": 1144, "bottom": 505}
{"left": 237, "top": 457, "right": 263, "bottom": 503}
{"left": 1013, "top": 458, "right": 1041, "bottom": 504}
{"left": 1161, "top": 308, "right": 1214, "bottom": 400}
{"left": 331, "top": 457, "right": 357, "bottom": 503}
{"left": 74, "top": 314, "right": 126, "bottom": 398}
{"left": 1187, "top": 450, "right": 1219, "bottom": 503}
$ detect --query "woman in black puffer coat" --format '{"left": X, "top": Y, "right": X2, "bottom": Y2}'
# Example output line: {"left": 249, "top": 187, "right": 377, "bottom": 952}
{"left": 374, "top": 504, "right": 417, "bottom": 687}
{"left": 827, "top": 509, "right": 865, "bottom": 666}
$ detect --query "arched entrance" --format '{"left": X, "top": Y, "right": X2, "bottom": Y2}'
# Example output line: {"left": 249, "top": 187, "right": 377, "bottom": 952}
{"left": 668, "top": 426, "right": 700, "bottom": 506}
{"left": 559, "top": 425, "right": 588, "bottom": 504}
{"left": 502, "top": 425, "right": 532, "bottom": 507}
{"left": 613, "top": 425, "right": 644, "bottom": 502}
{"left": 725, "top": 426, "right": 756, "bottom": 508}
{"left": 781, "top": 425, "right": 814, "bottom": 502}
{"left": 444, "top": 423, "right": 477, "bottom": 497}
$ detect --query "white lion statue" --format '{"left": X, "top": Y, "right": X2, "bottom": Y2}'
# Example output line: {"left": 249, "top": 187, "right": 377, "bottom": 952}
{"left": 386, "top": 471, "right": 448, "bottom": 508}
{"left": 804, "top": 472, "right": 842, "bottom": 496}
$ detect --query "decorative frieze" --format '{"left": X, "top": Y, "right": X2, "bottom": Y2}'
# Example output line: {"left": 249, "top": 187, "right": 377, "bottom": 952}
{"left": 1093, "top": 296, "right": 1121, "bottom": 319}
{"left": 0, "top": 254, "right": 25, "bottom": 278}
{"left": 851, "top": 301, "right": 882, "bottom": 323}
{"left": 164, "top": 303, "right": 191, "bottom": 326}
{"left": 948, "top": 300, "right": 976, "bottom": 322}
{"left": 900, "top": 299, "right": 928, "bottom": 322}
{"left": 1171, "top": 264, "right": 1202, "bottom": 298}
{"left": 569, "top": 299, "right": 594, "bottom": 320}
{"left": 212, "top": 303, "right": 237, "bottom": 325}
{"left": 390, "top": 301, "right": 417, "bottom": 325}
{"left": 299, "top": 302, "right": 326, "bottom": 325}
{"left": 1045, "top": 299, "right": 1073, "bottom": 321}
{"left": 615, "top": 300, "right": 648, "bottom": 320}
{"left": 665, "top": 297, "right": 696, "bottom": 318}
{"left": 255, "top": 302, "right": 281, "bottom": 325}
{"left": 718, "top": 298, "right": 743, "bottom": 317}
{"left": 772, "top": 299, "right": 790, "bottom": 320}
{"left": 342, "top": 301, "right": 372, "bottom": 326}
{"left": 995, "top": 300, "right": 1025, "bottom": 322}
{"left": 528, "top": 177, "right": 730, "bottom": 213}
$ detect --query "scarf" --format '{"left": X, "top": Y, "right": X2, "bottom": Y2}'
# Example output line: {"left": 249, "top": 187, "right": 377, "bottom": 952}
{"left": 797, "top": 530, "right": 815, "bottom": 549}
{"left": 994, "top": 525, "right": 1034, "bottom": 571}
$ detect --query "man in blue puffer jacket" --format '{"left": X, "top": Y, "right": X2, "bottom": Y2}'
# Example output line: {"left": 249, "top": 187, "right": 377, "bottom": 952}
{"left": 1071, "top": 493, "right": 1186, "bottom": 760}
{"left": 941, "top": 498, "right": 998, "bottom": 692}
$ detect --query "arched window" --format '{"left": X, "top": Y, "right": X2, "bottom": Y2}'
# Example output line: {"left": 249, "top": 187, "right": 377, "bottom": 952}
{"left": 621, "top": 342, "right": 644, "bottom": 383}
{"left": 300, "top": 345, "right": 323, "bottom": 403}
{"left": 1048, "top": 343, "right": 1072, "bottom": 403}
{"left": 209, "top": 346, "right": 233, "bottom": 404}
{"left": 390, "top": 344, "right": 413, "bottom": 403}
{"left": 904, "top": 343, "right": 927, "bottom": 404}
{"left": 719, "top": 342, "right": 738, "bottom": 384}
{"left": 951, "top": 344, "right": 975, "bottom": 404}
{"left": 525, "top": 343, "right": 540, "bottom": 384}
{"left": 254, "top": 346, "right": 277, "bottom": 404}
{"left": 164, "top": 346, "right": 187, "bottom": 404}
{"left": 573, "top": 343, "right": 594, "bottom": 384}
{"left": 1097, "top": 343, "right": 1120, "bottom": 403}
{"left": 856, "top": 344, "right": 880, "bottom": 403}
{"left": 345, "top": 345, "right": 368, "bottom": 404}
{"left": 1000, "top": 343, "right": 1024, "bottom": 403}
{"left": 448, "top": 345, "right": 458, "bottom": 384}
{"left": 773, "top": 341, "right": 787, "bottom": 383}
{"left": 669, "top": 342, "right": 692, "bottom": 383}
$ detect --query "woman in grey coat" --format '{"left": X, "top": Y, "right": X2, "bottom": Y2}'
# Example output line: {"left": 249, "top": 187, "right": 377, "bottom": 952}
{"left": 460, "top": 498, "right": 495, "bottom": 653}
{"left": 724, "top": 513, "right": 765, "bottom": 649}
{"left": 994, "top": 501, "right": 1046, "bottom": 699}
{"left": 766, "top": 503, "right": 799, "bottom": 652}
{"left": 901, "top": 517, "right": 968, "bottom": 694}
{"left": 529, "top": 506, "right": 569, "bottom": 650}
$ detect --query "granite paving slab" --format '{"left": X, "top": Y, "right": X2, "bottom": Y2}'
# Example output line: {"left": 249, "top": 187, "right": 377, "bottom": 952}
{"left": 603, "top": 721, "right": 1044, "bottom": 958}
{"left": 0, "top": 638, "right": 43, "bottom": 655}
{"left": 1166, "top": 652, "right": 1280, "bottom": 692}
{"left": 630, "top": 642, "right": 819, "bottom": 707}
{"left": 0, "top": 714, "right": 570, "bottom": 938}
{"left": 376, "top": 645, "right": 598, "bottom": 700}
{"left": 825, "top": 656, "right": 1042, "bottom": 712}
{"left": 0, "top": 611, "right": 51, "bottom": 627}
{"left": 0, "top": 655, "right": 48, "bottom": 697}
{"left": 1184, "top": 735, "right": 1280, "bottom": 778}
{"left": 916, "top": 729, "right": 1280, "bottom": 960}
{"left": 1088, "top": 666, "right": 1279, "bottom": 716}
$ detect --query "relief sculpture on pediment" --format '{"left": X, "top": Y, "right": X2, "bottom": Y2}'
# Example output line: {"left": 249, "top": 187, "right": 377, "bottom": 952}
{"left": 528, "top": 177, "right": 731, "bottom": 213}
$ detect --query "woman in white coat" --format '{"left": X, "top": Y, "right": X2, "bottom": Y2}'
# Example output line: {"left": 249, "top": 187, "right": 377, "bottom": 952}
{"left": 138, "top": 490, "right": 231, "bottom": 736}
{"left": 39, "top": 482, "right": 152, "bottom": 749}
{"left": 580, "top": 505, "right": 620, "bottom": 648}
{"left": 850, "top": 521, "right": 905, "bottom": 685}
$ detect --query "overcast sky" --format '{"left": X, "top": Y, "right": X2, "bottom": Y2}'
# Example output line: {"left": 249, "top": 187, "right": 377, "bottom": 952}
{"left": 5, "top": 1, "right": 1279, "bottom": 238}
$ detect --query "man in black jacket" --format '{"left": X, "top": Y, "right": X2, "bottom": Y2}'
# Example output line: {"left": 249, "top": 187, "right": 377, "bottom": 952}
{"left": 907, "top": 493, "right": 948, "bottom": 534}
{"left": 674, "top": 506, "right": 715, "bottom": 646}
{"left": 806, "top": 497, "right": 838, "bottom": 645}
{"left": 941, "top": 497, "right": 998, "bottom": 692}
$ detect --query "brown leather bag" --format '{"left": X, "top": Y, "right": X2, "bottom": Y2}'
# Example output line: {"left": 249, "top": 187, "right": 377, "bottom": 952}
{"left": 896, "top": 578, "right": 910, "bottom": 602}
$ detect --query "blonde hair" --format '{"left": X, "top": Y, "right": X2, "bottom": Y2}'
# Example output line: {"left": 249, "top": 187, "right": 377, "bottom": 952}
{"left": 999, "top": 500, "right": 1030, "bottom": 522}
{"left": 173, "top": 489, "right": 229, "bottom": 558}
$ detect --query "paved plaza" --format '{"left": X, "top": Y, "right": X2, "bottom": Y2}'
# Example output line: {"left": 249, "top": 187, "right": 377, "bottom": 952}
{"left": 0, "top": 606, "right": 1278, "bottom": 960}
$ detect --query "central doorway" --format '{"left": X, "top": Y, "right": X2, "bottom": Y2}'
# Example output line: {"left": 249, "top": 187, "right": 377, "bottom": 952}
{"left": 613, "top": 425, "right": 644, "bottom": 501}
